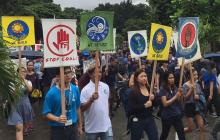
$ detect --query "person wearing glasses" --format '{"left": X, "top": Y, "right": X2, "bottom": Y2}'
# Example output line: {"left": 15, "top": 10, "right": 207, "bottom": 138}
{"left": 42, "top": 66, "right": 82, "bottom": 140}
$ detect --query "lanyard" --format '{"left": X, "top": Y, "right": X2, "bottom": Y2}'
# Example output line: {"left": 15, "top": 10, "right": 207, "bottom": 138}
{"left": 65, "top": 85, "right": 74, "bottom": 111}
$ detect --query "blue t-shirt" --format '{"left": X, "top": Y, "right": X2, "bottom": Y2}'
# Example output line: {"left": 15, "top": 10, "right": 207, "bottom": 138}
{"left": 159, "top": 87, "right": 182, "bottom": 120}
{"left": 42, "top": 84, "right": 80, "bottom": 126}
{"left": 202, "top": 71, "right": 218, "bottom": 95}
{"left": 203, "top": 72, "right": 217, "bottom": 87}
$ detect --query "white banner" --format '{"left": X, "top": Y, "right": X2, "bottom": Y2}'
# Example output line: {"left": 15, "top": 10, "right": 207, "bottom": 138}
{"left": 172, "top": 32, "right": 202, "bottom": 65}
{"left": 101, "top": 28, "right": 116, "bottom": 54}
{"left": 42, "top": 19, "right": 79, "bottom": 68}
{"left": 128, "top": 30, "right": 148, "bottom": 58}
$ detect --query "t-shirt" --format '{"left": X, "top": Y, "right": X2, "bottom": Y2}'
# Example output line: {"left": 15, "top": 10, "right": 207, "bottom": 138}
{"left": 106, "top": 64, "right": 118, "bottom": 86}
{"left": 128, "top": 89, "right": 153, "bottom": 119}
{"left": 80, "top": 80, "right": 111, "bottom": 133}
{"left": 202, "top": 71, "right": 218, "bottom": 94}
{"left": 42, "top": 84, "right": 80, "bottom": 126}
{"left": 182, "top": 83, "right": 202, "bottom": 104}
{"left": 159, "top": 87, "right": 182, "bottom": 119}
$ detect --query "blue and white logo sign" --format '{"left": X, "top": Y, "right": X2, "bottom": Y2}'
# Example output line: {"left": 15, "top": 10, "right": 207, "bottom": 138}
{"left": 128, "top": 30, "right": 148, "bottom": 58}
{"left": 86, "top": 16, "right": 109, "bottom": 42}
{"left": 130, "top": 33, "right": 146, "bottom": 55}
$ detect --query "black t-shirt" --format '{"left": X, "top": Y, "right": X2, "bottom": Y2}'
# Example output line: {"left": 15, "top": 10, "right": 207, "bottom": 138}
{"left": 157, "top": 67, "right": 168, "bottom": 87}
{"left": 159, "top": 87, "right": 182, "bottom": 119}
{"left": 128, "top": 89, "right": 153, "bottom": 119}
{"left": 106, "top": 64, "right": 118, "bottom": 86}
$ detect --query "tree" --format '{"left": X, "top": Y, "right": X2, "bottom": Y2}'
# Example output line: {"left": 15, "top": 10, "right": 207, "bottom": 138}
{"left": 171, "top": 0, "right": 220, "bottom": 52}
{"left": 0, "top": 30, "right": 23, "bottom": 119}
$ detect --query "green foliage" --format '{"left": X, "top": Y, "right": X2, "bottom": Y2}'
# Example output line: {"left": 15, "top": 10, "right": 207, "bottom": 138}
{"left": 0, "top": 30, "right": 23, "bottom": 119}
{"left": 171, "top": 0, "right": 220, "bottom": 52}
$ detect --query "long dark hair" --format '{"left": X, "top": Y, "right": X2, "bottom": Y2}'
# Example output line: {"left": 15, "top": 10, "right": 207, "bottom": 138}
{"left": 161, "top": 71, "right": 175, "bottom": 92}
{"left": 133, "top": 69, "right": 149, "bottom": 94}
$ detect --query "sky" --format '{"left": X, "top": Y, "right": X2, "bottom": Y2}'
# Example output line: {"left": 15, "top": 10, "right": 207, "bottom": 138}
{"left": 53, "top": 0, "right": 147, "bottom": 10}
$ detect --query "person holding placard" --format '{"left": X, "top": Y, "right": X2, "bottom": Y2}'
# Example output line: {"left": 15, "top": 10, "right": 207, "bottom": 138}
{"left": 42, "top": 67, "right": 82, "bottom": 140}
{"left": 128, "top": 69, "right": 158, "bottom": 140}
{"left": 80, "top": 66, "right": 113, "bottom": 140}
{"left": 183, "top": 69, "right": 205, "bottom": 140}
{"left": 159, "top": 71, "right": 185, "bottom": 140}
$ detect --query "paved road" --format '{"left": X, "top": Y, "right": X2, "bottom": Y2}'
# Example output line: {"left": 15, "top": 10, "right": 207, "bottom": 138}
{"left": 0, "top": 102, "right": 218, "bottom": 140}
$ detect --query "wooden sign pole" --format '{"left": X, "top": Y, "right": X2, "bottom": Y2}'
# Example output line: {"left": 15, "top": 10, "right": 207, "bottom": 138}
{"left": 95, "top": 51, "right": 100, "bottom": 93}
{"left": 150, "top": 60, "right": 157, "bottom": 95}
{"left": 60, "top": 67, "right": 66, "bottom": 116}
{"left": 138, "top": 58, "right": 141, "bottom": 69}
{"left": 189, "top": 63, "right": 196, "bottom": 94}
{"left": 179, "top": 58, "right": 185, "bottom": 88}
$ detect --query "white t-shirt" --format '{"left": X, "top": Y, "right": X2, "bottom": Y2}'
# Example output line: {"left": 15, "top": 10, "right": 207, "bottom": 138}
{"left": 80, "top": 80, "right": 111, "bottom": 133}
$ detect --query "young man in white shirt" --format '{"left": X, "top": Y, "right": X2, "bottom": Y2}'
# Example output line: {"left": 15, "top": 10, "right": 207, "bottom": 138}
{"left": 81, "top": 66, "right": 113, "bottom": 140}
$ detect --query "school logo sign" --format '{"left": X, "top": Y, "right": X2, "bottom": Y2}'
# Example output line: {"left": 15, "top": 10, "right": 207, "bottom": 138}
{"left": 86, "top": 16, "right": 109, "bottom": 42}
{"left": 2, "top": 16, "right": 35, "bottom": 47}
{"left": 148, "top": 23, "right": 172, "bottom": 60}
{"left": 80, "top": 11, "right": 114, "bottom": 51}
{"left": 152, "top": 28, "right": 167, "bottom": 53}
{"left": 176, "top": 17, "right": 201, "bottom": 64}
{"left": 128, "top": 30, "right": 148, "bottom": 58}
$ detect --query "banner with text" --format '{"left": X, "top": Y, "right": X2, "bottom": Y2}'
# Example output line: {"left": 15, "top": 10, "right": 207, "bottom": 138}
{"left": 42, "top": 19, "right": 79, "bottom": 68}
{"left": 175, "top": 17, "right": 201, "bottom": 64}
{"left": 2, "top": 16, "right": 35, "bottom": 47}
{"left": 148, "top": 23, "right": 172, "bottom": 60}
{"left": 80, "top": 11, "right": 114, "bottom": 51}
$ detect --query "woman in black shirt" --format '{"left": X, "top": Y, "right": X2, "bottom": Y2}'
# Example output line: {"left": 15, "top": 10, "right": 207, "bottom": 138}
{"left": 159, "top": 71, "right": 185, "bottom": 140}
{"left": 128, "top": 69, "right": 159, "bottom": 140}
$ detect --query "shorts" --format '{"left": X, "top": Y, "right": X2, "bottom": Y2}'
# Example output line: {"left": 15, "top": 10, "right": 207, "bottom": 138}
{"left": 184, "top": 103, "right": 199, "bottom": 117}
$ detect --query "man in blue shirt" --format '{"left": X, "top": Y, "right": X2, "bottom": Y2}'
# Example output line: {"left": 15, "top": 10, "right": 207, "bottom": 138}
{"left": 42, "top": 67, "right": 82, "bottom": 140}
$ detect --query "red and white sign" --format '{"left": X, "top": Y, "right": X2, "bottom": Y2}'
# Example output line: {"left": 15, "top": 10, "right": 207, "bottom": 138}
{"left": 42, "top": 19, "right": 79, "bottom": 68}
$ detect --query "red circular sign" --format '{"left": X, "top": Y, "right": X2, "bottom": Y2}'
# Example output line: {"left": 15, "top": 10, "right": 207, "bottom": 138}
{"left": 180, "top": 22, "right": 196, "bottom": 48}
{"left": 46, "top": 25, "right": 75, "bottom": 57}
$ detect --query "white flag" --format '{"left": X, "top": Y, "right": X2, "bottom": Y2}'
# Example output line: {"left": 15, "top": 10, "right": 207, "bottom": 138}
{"left": 128, "top": 30, "right": 148, "bottom": 58}
{"left": 42, "top": 19, "right": 79, "bottom": 68}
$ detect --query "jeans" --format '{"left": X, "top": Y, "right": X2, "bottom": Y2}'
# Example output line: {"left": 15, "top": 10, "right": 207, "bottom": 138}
{"left": 50, "top": 124, "right": 78, "bottom": 140}
{"left": 86, "top": 127, "right": 113, "bottom": 140}
{"left": 160, "top": 115, "right": 185, "bottom": 140}
{"left": 130, "top": 116, "right": 159, "bottom": 140}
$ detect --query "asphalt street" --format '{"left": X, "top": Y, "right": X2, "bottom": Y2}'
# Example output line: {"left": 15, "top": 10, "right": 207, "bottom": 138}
{"left": 0, "top": 102, "right": 219, "bottom": 140}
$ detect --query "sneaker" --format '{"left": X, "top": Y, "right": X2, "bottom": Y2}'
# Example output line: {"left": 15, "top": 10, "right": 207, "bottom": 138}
{"left": 209, "top": 112, "right": 218, "bottom": 118}
{"left": 204, "top": 123, "right": 209, "bottom": 128}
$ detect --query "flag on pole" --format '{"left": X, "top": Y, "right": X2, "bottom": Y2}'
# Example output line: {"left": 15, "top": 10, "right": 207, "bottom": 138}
{"left": 148, "top": 23, "right": 172, "bottom": 60}
{"left": 2, "top": 16, "right": 35, "bottom": 47}
{"left": 41, "top": 19, "right": 79, "bottom": 68}
{"left": 128, "top": 30, "right": 148, "bottom": 58}
{"left": 176, "top": 17, "right": 201, "bottom": 64}
{"left": 80, "top": 11, "right": 114, "bottom": 51}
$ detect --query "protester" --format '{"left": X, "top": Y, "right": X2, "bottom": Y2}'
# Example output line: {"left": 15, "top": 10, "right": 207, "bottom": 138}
{"left": 183, "top": 69, "right": 205, "bottom": 140}
{"left": 42, "top": 67, "right": 82, "bottom": 140}
{"left": 202, "top": 61, "right": 219, "bottom": 117}
{"left": 159, "top": 71, "right": 185, "bottom": 140}
{"left": 128, "top": 69, "right": 159, "bottom": 140}
{"left": 80, "top": 66, "right": 113, "bottom": 140}
{"left": 8, "top": 67, "right": 34, "bottom": 140}
{"left": 156, "top": 61, "right": 169, "bottom": 92}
